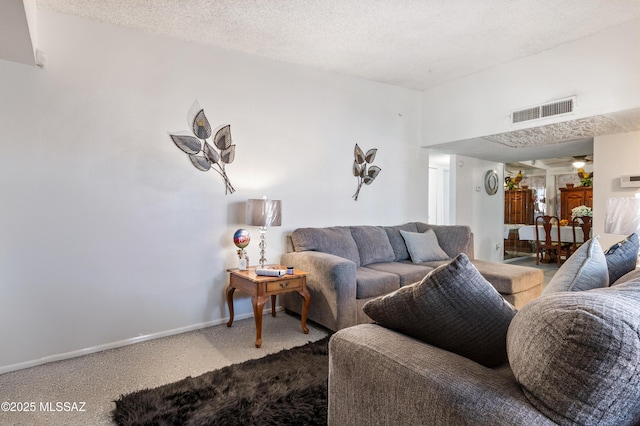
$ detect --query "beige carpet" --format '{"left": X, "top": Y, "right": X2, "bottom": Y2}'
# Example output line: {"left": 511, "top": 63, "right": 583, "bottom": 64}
{"left": 0, "top": 314, "right": 328, "bottom": 425}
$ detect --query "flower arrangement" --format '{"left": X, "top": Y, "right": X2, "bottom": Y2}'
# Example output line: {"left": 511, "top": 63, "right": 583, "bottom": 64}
{"left": 577, "top": 168, "right": 593, "bottom": 187}
{"left": 504, "top": 170, "right": 523, "bottom": 190}
{"left": 504, "top": 177, "right": 516, "bottom": 190}
{"left": 571, "top": 205, "right": 592, "bottom": 220}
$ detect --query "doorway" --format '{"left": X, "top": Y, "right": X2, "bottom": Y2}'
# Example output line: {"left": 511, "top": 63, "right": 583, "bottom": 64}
{"left": 428, "top": 152, "right": 450, "bottom": 225}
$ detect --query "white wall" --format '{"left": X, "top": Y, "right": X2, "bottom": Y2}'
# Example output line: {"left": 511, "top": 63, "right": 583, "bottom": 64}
{"left": 0, "top": 11, "right": 424, "bottom": 371}
{"left": 593, "top": 131, "right": 640, "bottom": 249}
{"left": 450, "top": 155, "right": 504, "bottom": 261}
{"left": 420, "top": 20, "right": 640, "bottom": 145}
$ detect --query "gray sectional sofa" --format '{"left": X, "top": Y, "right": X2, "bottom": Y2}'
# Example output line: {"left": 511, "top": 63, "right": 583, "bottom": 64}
{"left": 328, "top": 234, "right": 640, "bottom": 426}
{"left": 281, "top": 222, "right": 543, "bottom": 331}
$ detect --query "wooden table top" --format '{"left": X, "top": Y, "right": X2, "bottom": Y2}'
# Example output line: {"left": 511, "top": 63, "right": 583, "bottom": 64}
{"left": 227, "top": 265, "right": 308, "bottom": 281}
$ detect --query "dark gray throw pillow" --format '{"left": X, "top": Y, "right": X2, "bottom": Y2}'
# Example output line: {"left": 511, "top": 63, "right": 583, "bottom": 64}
{"left": 363, "top": 253, "right": 516, "bottom": 367}
{"left": 606, "top": 233, "right": 639, "bottom": 285}
{"left": 507, "top": 282, "right": 640, "bottom": 425}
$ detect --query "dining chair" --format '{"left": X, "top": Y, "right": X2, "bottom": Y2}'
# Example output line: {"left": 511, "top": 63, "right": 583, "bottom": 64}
{"left": 535, "top": 215, "right": 572, "bottom": 266}
{"left": 571, "top": 216, "right": 593, "bottom": 254}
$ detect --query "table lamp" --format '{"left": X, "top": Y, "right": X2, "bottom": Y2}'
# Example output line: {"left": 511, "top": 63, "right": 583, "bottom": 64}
{"left": 246, "top": 198, "right": 282, "bottom": 268}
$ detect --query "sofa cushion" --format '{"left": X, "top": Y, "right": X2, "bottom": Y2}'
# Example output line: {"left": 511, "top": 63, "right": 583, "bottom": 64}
{"left": 350, "top": 226, "right": 395, "bottom": 266}
{"left": 616, "top": 268, "right": 640, "bottom": 285}
{"left": 291, "top": 226, "right": 361, "bottom": 266}
{"left": 472, "top": 260, "right": 543, "bottom": 294}
{"left": 355, "top": 267, "right": 400, "bottom": 299}
{"left": 363, "top": 262, "right": 433, "bottom": 286}
{"left": 415, "top": 260, "right": 450, "bottom": 269}
{"left": 400, "top": 229, "right": 450, "bottom": 263}
{"left": 507, "top": 282, "right": 640, "bottom": 425}
{"left": 383, "top": 223, "right": 419, "bottom": 261}
{"left": 606, "top": 233, "right": 639, "bottom": 285}
{"left": 542, "top": 236, "right": 608, "bottom": 295}
{"left": 363, "top": 253, "right": 517, "bottom": 367}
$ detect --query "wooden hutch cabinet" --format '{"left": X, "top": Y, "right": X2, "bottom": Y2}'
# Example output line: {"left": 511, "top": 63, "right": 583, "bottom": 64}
{"left": 504, "top": 189, "right": 534, "bottom": 225}
{"left": 560, "top": 186, "right": 593, "bottom": 222}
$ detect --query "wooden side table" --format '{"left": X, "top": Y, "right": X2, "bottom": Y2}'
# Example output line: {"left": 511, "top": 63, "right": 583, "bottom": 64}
{"left": 225, "top": 266, "right": 310, "bottom": 348}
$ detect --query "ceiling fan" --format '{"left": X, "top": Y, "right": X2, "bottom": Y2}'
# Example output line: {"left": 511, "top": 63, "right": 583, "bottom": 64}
{"left": 572, "top": 155, "right": 592, "bottom": 168}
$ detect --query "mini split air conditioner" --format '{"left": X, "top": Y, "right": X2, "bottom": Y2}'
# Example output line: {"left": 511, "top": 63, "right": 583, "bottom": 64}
{"left": 620, "top": 175, "right": 640, "bottom": 188}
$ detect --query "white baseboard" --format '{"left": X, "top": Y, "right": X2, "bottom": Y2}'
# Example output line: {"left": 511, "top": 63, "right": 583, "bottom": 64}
{"left": 0, "top": 307, "right": 283, "bottom": 375}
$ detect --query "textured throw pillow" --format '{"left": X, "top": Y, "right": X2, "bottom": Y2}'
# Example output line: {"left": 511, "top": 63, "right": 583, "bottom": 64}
{"left": 542, "top": 236, "right": 608, "bottom": 295}
{"left": 507, "top": 284, "right": 640, "bottom": 425}
{"left": 363, "top": 253, "right": 516, "bottom": 367}
{"left": 399, "top": 229, "right": 450, "bottom": 263}
{"left": 606, "top": 233, "right": 639, "bottom": 285}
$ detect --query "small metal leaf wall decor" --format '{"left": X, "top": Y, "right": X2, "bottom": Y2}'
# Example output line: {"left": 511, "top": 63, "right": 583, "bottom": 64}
{"left": 169, "top": 107, "right": 236, "bottom": 194}
{"left": 352, "top": 143, "right": 381, "bottom": 201}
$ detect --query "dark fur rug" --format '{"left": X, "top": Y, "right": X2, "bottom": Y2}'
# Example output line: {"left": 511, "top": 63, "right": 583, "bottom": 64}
{"left": 112, "top": 336, "right": 330, "bottom": 426}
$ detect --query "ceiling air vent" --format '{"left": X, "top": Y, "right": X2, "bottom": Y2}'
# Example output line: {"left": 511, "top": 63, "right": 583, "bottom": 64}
{"left": 512, "top": 107, "right": 540, "bottom": 123}
{"left": 512, "top": 96, "right": 576, "bottom": 124}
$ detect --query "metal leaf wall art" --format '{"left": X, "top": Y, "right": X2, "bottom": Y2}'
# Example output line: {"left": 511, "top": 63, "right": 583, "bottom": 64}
{"left": 352, "top": 143, "right": 381, "bottom": 201}
{"left": 169, "top": 106, "right": 236, "bottom": 194}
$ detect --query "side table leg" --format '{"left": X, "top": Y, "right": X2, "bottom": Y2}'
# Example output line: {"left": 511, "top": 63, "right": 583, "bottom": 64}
{"left": 225, "top": 284, "right": 236, "bottom": 327}
{"left": 252, "top": 296, "right": 268, "bottom": 348}
{"left": 271, "top": 295, "right": 277, "bottom": 317}
{"left": 298, "top": 287, "right": 311, "bottom": 334}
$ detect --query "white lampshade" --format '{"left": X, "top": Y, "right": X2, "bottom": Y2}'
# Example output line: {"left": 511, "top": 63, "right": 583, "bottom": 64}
{"left": 605, "top": 197, "right": 640, "bottom": 235}
{"left": 246, "top": 199, "right": 282, "bottom": 227}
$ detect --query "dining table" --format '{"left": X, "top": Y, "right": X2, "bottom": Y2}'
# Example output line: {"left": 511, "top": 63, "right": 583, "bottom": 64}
{"left": 516, "top": 224, "right": 586, "bottom": 264}
{"left": 518, "top": 224, "right": 585, "bottom": 243}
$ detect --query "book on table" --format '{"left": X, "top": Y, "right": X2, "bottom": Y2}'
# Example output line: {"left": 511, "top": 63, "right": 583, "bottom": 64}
{"left": 255, "top": 268, "right": 287, "bottom": 277}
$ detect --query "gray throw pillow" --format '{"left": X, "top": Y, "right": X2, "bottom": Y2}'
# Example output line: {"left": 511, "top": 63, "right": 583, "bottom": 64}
{"left": 542, "top": 236, "right": 608, "bottom": 295}
{"left": 606, "top": 233, "right": 639, "bottom": 285}
{"left": 507, "top": 283, "right": 640, "bottom": 425}
{"left": 363, "top": 253, "right": 516, "bottom": 367}
{"left": 399, "top": 229, "right": 450, "bottom": 263}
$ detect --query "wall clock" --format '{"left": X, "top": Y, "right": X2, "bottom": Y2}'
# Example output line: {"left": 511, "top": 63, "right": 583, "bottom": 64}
{"left": 484, "top": 170, "right": 499, "bottom": 195}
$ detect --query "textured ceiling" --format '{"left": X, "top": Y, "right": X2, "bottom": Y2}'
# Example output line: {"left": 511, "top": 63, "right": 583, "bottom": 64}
{"left": 36, "top": 0, "right": 640, "bottom": 91}
{"left": 484, "top": 114, "right": 638, "bottom": 148}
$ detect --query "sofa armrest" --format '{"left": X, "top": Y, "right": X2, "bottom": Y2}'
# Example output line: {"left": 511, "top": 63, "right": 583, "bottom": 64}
{"left": 281, "top": 251, "right": 357, "bottom": 331}
{"left": 329, "top": 324, "right": 555, "bottom": 426}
